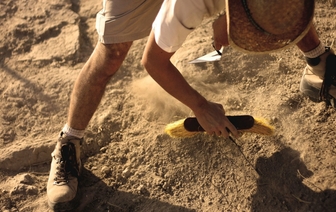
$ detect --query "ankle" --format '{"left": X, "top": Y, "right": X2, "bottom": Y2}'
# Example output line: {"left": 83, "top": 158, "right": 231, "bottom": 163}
{"left": 305, "top": 46, "right": 331, "bottom": 65}
{"left": 62, "top": 124, "right": 85, "bottom": 139}
{"left": 305, "top": 47, "right": 333, "bottom": 78}
{"left": 303, "top": 42, "right": 326, "bottom": 58}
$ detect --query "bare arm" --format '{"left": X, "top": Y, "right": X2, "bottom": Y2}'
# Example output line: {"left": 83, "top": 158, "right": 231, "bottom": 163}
{"left": 142, "top": 30, "right": 238, "bottom": 138}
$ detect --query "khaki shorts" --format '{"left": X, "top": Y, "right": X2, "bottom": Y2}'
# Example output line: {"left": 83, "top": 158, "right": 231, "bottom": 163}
{"left": 96, "top": 0, "right": 163, "bottom": 44}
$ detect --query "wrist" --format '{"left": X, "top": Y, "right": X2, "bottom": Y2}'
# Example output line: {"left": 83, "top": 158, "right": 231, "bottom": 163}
{"left": 190, "top": 96, "right": 208, "bottom": 116}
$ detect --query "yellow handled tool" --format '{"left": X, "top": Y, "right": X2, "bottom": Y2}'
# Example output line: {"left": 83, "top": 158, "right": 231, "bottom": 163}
{"left": 165, "top": 115, "right": 274, "bottom": 138}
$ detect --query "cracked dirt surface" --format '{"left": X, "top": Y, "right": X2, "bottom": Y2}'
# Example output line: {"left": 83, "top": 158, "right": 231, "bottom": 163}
{"left": 0, "top": 0, "right": 336, "bottom": 211}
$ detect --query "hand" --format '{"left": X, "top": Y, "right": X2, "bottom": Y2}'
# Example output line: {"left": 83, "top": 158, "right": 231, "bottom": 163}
{"left": 192, "top": 101, "right": 239, "bottom": 138}
{"left": 212, "top": 13, "right": 229, "bottom": 51}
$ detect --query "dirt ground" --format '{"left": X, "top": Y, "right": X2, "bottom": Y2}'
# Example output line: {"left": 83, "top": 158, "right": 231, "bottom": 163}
{"left": 0, "top": 0, "right": 336, "bottom": 211}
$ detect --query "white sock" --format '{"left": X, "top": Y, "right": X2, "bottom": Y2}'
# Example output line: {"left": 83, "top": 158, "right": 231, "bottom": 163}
{"left": 303, "top": 42, "right": 326, "bottom": 58}
{"left": 62, "top": 124, "right": 85, "bottom": 138}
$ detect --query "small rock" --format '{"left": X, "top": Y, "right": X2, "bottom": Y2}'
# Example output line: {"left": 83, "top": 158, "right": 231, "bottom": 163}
{"left": 18, "top": 174, "right": 34, "bottom": 185}
{"left": 122, "top": 168, "right": 131, "bottom": 178}
{"left": 100, "top": 146, "right": 108, "bottom": 153}
{"left": 101, "top": 166, "right": 112, "bottom": 177}
{"left": 10, "top": 184, "right": 38, "bottom": 196}
{"left": 137, "top": 185, "right": 146, "bottom": 194}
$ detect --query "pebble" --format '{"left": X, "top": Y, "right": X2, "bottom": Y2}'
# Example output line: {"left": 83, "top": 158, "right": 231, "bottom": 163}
{"left": 18, "top": 174, "right": 34, "bottom": 185}
{"left": 137, "top": 184, "right": 147, "bottom": 194}
{"left": 101, "top": 166, "right": 111, "bottom": 177}
{"left": 122, "top": 167, "right": 131, "bottom": 178}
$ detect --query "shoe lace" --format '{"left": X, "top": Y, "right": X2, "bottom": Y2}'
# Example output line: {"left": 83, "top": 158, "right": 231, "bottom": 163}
{"left": 320, "top": 53, "right": 336, "bottom": 101}
{"left": 54, "top": 142, "right": 79, "bottom": 184}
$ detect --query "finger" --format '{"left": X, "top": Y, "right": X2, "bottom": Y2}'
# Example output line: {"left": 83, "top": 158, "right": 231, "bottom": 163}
{"left": 226, "top": 124, "right": 239, "bottom": 138}
{"left": 206, "top": 131, "right": 215, "bottom": 136}
{"left": 220, "top": 129, "right": 230, "bottom": 138}
{"left": 215, "top": 130, "right": 222, "bottom": 137}
{"left": 212, "top": 42, "right": 222, "bottom": 52}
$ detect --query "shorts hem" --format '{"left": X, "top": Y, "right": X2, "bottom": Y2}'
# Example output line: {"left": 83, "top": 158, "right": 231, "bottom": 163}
{"left": 98, "top": 31, "right": 150, "bottom": 44}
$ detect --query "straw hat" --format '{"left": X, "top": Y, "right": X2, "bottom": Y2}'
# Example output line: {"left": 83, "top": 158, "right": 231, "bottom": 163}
{"left": 226, "top": 0, "right": 315, "bottom": 53}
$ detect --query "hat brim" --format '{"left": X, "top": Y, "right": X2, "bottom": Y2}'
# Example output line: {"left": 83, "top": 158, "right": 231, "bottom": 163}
{"left": 226, "top": 0, "right": 315, "bottom": 54}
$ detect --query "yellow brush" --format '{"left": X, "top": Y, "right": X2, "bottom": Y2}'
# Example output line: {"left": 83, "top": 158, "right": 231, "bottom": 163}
{"left": 165, "top": 115, "right": 274, "bottom": 138}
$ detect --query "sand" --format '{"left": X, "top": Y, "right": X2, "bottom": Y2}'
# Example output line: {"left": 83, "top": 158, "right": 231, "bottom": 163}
{"left": 0, "top": 0, "right": 335, "bottom": 211}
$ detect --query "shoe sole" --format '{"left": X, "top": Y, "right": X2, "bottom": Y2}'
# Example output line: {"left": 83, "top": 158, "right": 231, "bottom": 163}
{"left": 300, "top": 75, "right": 336, "bottom": 107}
{"left": 300, "top": 75, "right": 321, "bottom": 102}
{"left": 48, "top": 187, "right": 81, "bottom": 212}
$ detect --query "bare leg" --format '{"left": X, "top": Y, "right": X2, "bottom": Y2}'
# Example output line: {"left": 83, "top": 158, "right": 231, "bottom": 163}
{"left": 67, "top": 41, "right": 133, "bottom": 130}
{"left": 296, "top": 25, "right": 321, "bottom": 52}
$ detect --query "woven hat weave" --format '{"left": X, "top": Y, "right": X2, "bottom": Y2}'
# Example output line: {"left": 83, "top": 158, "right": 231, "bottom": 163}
{"left": 226, "top": 0, "right": 315, "bottom": 53}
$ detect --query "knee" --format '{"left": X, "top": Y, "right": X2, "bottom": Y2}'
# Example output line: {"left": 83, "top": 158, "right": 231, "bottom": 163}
{"left": 86, "top": 42, "right": 132, "bottom": 79}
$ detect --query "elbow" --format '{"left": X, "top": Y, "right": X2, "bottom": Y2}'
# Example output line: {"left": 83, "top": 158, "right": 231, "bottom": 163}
{"left": 141, "top": 55, "right": 149, "bottom": 70}
{"left": 141, "top": 52, "right": 155, "bottom": 74}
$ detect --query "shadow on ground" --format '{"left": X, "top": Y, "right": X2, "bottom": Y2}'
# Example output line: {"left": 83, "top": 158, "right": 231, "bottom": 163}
{"left": 76, "top": 168, "right": 195, "bottom": 212}
{"left": 251, "top": 147, "right": 336, "bottom": 212}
